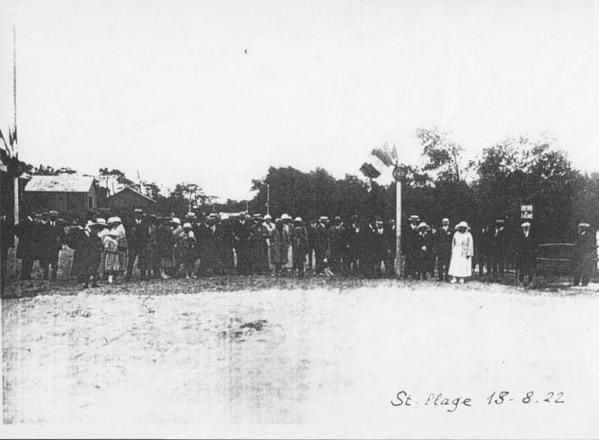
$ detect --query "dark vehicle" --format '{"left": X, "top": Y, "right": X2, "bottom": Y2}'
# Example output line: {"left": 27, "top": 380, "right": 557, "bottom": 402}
{"left": 535, "top": 243, "right": 576, "bottom": 277}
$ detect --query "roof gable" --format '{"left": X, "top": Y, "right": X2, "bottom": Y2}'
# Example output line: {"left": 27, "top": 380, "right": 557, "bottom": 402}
{"left": 25, "top": 175, "right": 95, "bottom": 193}
{"left": 109, "top": 186, "right": 156, "bottom": 203}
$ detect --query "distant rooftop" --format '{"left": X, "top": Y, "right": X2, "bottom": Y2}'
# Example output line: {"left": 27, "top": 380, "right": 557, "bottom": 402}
{"left": 25, "top": 174, "right": 95, "bottom": 193}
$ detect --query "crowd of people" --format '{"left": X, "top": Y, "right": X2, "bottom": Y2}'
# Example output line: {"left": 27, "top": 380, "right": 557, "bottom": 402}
{"left": 10, "top": 208, "right": 597, "bottom": 288}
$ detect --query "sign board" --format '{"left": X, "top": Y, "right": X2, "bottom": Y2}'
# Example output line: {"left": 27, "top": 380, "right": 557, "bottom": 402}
{"left": 392, "top": 166, "right": 403, "bottom": 181}
{"left": 521, "top": 204, "right": 533, "bottom": 219}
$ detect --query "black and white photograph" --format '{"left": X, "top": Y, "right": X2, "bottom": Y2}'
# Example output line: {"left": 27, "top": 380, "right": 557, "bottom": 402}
{"left": 1, "top": 0, "right": 599, "bottom": 437}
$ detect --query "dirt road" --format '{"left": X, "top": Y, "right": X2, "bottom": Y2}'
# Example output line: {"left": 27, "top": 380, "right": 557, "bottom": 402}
{"left": 2, "top": 278, "right": 599, "bottom": 437}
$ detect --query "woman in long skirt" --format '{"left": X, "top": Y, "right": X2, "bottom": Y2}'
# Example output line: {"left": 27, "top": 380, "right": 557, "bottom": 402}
{"left": 448, "top": 221, "right": 474, "bottom": 284}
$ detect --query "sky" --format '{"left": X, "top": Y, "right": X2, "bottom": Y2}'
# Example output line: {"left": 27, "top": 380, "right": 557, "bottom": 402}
{"left": 1, "top": 0, "right": 599, "bottom": 200}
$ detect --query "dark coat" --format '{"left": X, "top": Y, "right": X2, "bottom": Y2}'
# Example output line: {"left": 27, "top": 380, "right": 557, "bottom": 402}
{"left": 434, "top": 227, "right": 453, "bottom": 260}
{"left": 372, "top": 226, "right": 387, "bottom": 260}
{"left": 14, "top": 218, "right": 37, "bottom": 260}
{"left": 416, "top": 231, "right": 434, "bottom": 273}
{"left": 292, "top": 225, "right": 309, "bottom": 264}
{"left": 515, "top": 229, "right": 536, "bottom": 272}
{"left": 313, "top": 223, "right": 329, "bottom": 253}
{"left": 126, "top": 218, "right": 148, "bottom": 251}
{"left": 81, "top": 232, "right": 103, "bottom": 276}
{"left": 573, "top": 230, "right": 596, "bottom": 273}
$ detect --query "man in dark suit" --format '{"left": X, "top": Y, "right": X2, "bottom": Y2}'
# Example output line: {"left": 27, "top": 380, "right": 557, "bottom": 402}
{"left": 434, "top": 218, "right": 453, "bottom": 281}
{"left": 372, "top": 217, "right": 387, "bottom": 277}
{"left": 490, "top": 218, "right": 508, "bottom": 278}
{"left": 126, "top": 209, "right": 148, "bottom": 280}
{"left": 515, "top": 221, "right": 536, "bottom": 286}
{"left": 402, "top": 214, "right": 420, "bottom": 279}
{"left": 383, "top": 219, "right": 396, "bottom": 277}
{"left": 313, "top": 216, "right": 329, "bottom": 275}
{"left": 14, "top": 214, "right": 37, "bottom": 280}
{"left": 233, "top": 213, "right": 251, "bottom": 275}
{"left": 40, "top": 210, "right": 65, "bottom": 281}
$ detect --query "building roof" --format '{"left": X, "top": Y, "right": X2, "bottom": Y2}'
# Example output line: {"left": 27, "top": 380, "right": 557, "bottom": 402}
{"left": 109, "top": 186, "right": 156, "bottom": 203}
{"left": 25, "top": 174, "right": 95, "bottom": 193}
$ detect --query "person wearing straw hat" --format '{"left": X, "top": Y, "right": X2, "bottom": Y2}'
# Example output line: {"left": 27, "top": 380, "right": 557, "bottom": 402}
{"left": 448, "top": 221, "right": 474, "bottom": 284}
{"left": 572, "top": 222, "right": 596, "bottom": 286}
{"left": 515, "top": 221, "right": 536, "bottom": 286}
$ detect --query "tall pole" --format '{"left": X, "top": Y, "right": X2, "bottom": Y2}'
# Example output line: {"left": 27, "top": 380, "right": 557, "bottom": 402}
{"left": 12, "top": 23, "right": 19, "bottom": 225}
{"left": 393, "top": 166, "right": 403, "bottom": 277}
{"left": 266, "top": 183, "right": 270, "bottom": 215}
{"left": 12, "top": 24, "right": 17, "bottom": 158}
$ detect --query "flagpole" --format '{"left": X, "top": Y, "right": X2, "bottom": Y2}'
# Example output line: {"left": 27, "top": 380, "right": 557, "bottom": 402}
{"left": 13, "top": 23, "right": 20, "bottom": 225}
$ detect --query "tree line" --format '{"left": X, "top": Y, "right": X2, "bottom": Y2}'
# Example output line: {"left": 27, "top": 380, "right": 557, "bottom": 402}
{"left": 27, "top": 127, "right": 598, "bottom": 241}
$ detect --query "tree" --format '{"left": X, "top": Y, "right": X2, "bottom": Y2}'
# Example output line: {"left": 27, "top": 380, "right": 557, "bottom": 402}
{"left": 140, "top": 181, "right": 161, "bottom": 200}
{"left": 474, "top": 136, "right": 580, "bottom": 240}
{"left": 98, "top": 168, "right": 136, "bottom": 195}
{"left": 416, "top": 127, "right": 465, "bottom": 182}
{"left": 31, "top": 164, "right": 77, "bottom": 175}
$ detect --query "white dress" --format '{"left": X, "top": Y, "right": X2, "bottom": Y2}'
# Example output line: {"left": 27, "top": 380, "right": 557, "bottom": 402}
{"left": 448, "top": 231, "right": 474, "bottom": 278}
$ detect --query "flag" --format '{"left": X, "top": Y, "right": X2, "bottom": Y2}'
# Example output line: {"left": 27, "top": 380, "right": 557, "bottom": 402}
{"left": 0, "top": 129, "right": 7, "bottom": 150}
{"left": 360, "top": 143, "right": 397, "bottom": 179}
{"left": 371, "top": 147, "right": 394, "bottom": 167}
{"left": 360, "top": 162, "right": 381, "bottom": 179}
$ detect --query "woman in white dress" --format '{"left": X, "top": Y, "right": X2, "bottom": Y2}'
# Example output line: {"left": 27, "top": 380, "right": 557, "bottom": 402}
{"left": 448, "top": 221, "right": 474, "bottom": 284}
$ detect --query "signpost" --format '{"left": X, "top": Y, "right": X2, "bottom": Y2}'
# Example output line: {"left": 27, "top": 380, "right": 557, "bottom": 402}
{"left": 393, "top": 165, "right": 403, "bottom": 277}
{"left": 521, "top": 204, "right": 533, "bottom": 220}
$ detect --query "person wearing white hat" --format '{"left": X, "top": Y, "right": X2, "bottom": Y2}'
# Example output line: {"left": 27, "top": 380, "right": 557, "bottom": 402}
{"left": 108, "top": 216, "right": 128, "bottom": 279}
{"left": 95, "top": 218, "right": 109, "bottom": 279}
{"left": 102, "top": 230, "right": 120, "bottom": 284}
{"left": 280, "top": 214, "right": 294, "bottom": 272}
{"left": 573, "top": 222, "right": 596, "bottom": 286}
{"left": 515, "top": 221, "right": 536, "bottom": 286}
{"left": 291, "top": 217, "right": 309, "bottom": 278}
{"left": 448, "top": 221, "right": 474, "bottom": 284}
{"left": 263, "top": 214, "right": 275, "bottom": 271}
{"left": 179, "top": 222, "right": 197, "bottom": 279}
